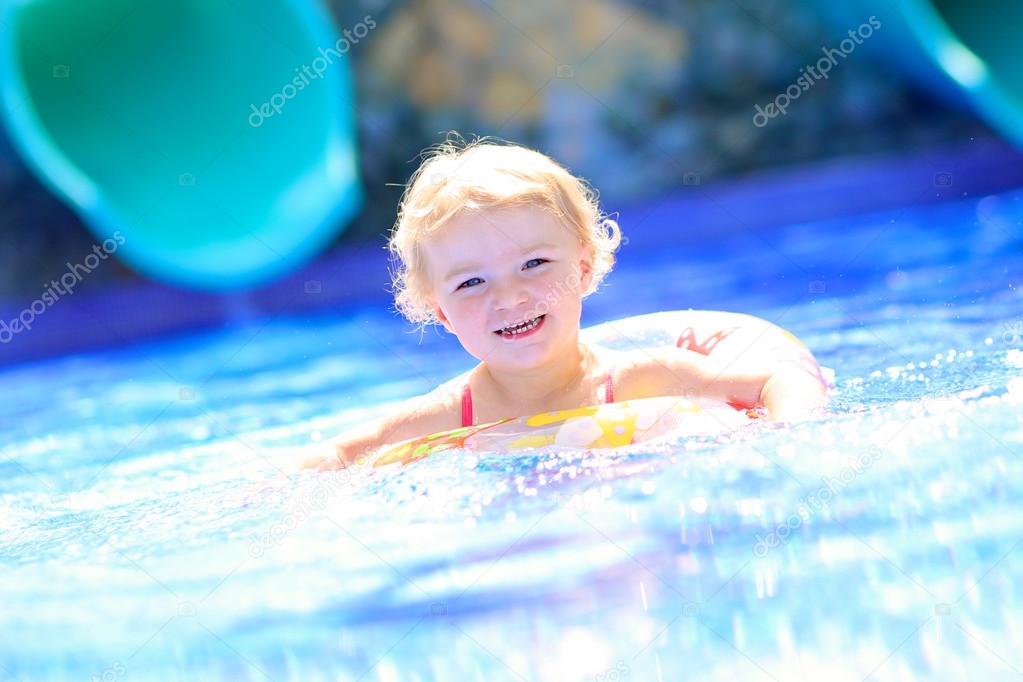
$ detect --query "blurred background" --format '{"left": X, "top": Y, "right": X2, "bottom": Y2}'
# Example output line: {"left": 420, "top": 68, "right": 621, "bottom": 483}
{"left": 3, "top": 3, "right": 1023, "bottom": 679}
{"left": 1, "top": 0, "right": 1021, "bottom": 365}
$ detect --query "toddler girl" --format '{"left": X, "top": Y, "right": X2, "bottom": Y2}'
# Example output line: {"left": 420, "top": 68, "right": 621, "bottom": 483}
{"left": 312, "top": 137, "right": 828, "bottom": 469}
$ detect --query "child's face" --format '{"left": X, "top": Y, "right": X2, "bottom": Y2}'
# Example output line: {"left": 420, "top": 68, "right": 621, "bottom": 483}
{"left": 423, "top": 205, "right": 594, "bottom": 368}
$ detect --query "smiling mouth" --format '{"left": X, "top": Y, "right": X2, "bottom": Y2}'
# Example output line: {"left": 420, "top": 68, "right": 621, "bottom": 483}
{"left": 494, "top": 314, "right": 545, "bottom": 336}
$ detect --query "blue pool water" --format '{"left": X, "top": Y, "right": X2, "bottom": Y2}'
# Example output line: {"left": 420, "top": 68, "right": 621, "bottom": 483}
{"left": 2, "top": 188, "right": 1022, "bottom": 681}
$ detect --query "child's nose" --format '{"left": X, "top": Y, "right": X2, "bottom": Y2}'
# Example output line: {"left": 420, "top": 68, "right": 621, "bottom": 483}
{"left": 491, "top": 279, "right": 529, "bottom": 311}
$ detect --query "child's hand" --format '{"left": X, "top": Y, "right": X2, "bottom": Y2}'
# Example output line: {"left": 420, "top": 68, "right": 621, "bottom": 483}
{"left": 688, "top": 314, "right": 830, "bottom": 423}
{"left": 295, "top": 432, "right": 383, "bottom": 472}
{"left": 759, "top": 360, "right": 829, "bottom": 423}
{"left": 295, "top": 449, "right": 343, "bottom": 472}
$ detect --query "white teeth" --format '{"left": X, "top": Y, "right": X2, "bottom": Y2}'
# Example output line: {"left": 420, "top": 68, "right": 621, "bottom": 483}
{"left": 501, "top": 315, "right": 542, "bottom": 335}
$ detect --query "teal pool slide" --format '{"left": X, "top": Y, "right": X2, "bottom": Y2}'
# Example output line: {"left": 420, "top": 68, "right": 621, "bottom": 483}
{"left": 0, "top": 0, "right": 362, "bottom": 290}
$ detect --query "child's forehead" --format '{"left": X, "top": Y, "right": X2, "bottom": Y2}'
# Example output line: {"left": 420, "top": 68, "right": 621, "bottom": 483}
{"left": 421, "top": 208, "right": 580, "bottom": 267}
{"left": 431, "top": 205, "right": 573, "bottom": 241}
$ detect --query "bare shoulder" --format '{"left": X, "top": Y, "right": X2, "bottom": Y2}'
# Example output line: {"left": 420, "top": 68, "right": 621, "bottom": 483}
{"left": 605, "top": 347, "right": 692, "bottom": 401}
{"left": 377, "top": 374, "right": 466, "bottom": 446}
{"left": 588, "top": 345, "right": 671, "bottom": 401}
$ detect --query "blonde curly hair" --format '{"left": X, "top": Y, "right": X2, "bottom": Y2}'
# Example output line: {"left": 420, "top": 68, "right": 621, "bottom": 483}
{"left": 388, "top": 136, "right": 623, "bottom": 327}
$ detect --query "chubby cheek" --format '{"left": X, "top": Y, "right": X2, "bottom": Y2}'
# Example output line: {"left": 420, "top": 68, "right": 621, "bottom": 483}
{"left": 451, "top": 307, "right": 503, "bottom": 359}
{"left": 539, "top": 266, "right": 585, "bottom": 314}
{"left": 448, "top": 294, "right": 483, "bottom": 323}
{"left": 441, "top": 295, "right": 489, "bottom": 341}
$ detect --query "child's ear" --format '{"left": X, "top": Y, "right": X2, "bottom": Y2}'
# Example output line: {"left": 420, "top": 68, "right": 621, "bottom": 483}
{"left": 578, "top": 244, "right": 595, "bottom": 292}
{"left": 428, "top": 296, "right": 455, "bottom": 334}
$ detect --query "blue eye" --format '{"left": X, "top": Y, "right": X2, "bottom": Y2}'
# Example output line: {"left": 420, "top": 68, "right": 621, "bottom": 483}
{"left": 456, "top": 277, "right": 482, "bottom": 290}
{"left": 456, "top": 259, "right": 547, "bottom": 291}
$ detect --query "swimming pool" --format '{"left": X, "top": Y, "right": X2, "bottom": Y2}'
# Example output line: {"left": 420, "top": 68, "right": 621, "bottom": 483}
{"left": 2, "top": 186, "right": 1021, "bottom": 681}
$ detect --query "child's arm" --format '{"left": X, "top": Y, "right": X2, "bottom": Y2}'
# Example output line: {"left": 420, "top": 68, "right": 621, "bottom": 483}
{"left": 298, "top": 387, "right": 460, "bottom": 471}
{"left": 298, "top": 418, "right": 386, "bottom": 471}
{"left": 625, "top": 319, "right": 828, "bottom": 422}
{"left": 706, "top": 316, "right": 829, "bottom": 421}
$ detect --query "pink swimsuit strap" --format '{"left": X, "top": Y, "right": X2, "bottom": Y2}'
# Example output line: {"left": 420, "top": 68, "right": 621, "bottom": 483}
{"left": 460, "top": 382, "right": 474, "bottom": 429}
{"left": 461, "top": 370, "right": 615, "bottom": 428}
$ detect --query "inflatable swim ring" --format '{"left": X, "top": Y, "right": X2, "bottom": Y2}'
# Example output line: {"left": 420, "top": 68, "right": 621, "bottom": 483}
{"left": 370, "top": 310, "right": 834, "bottom": 467}
{"left": 371, "top": 396, "right": 763, "bottom": 467}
